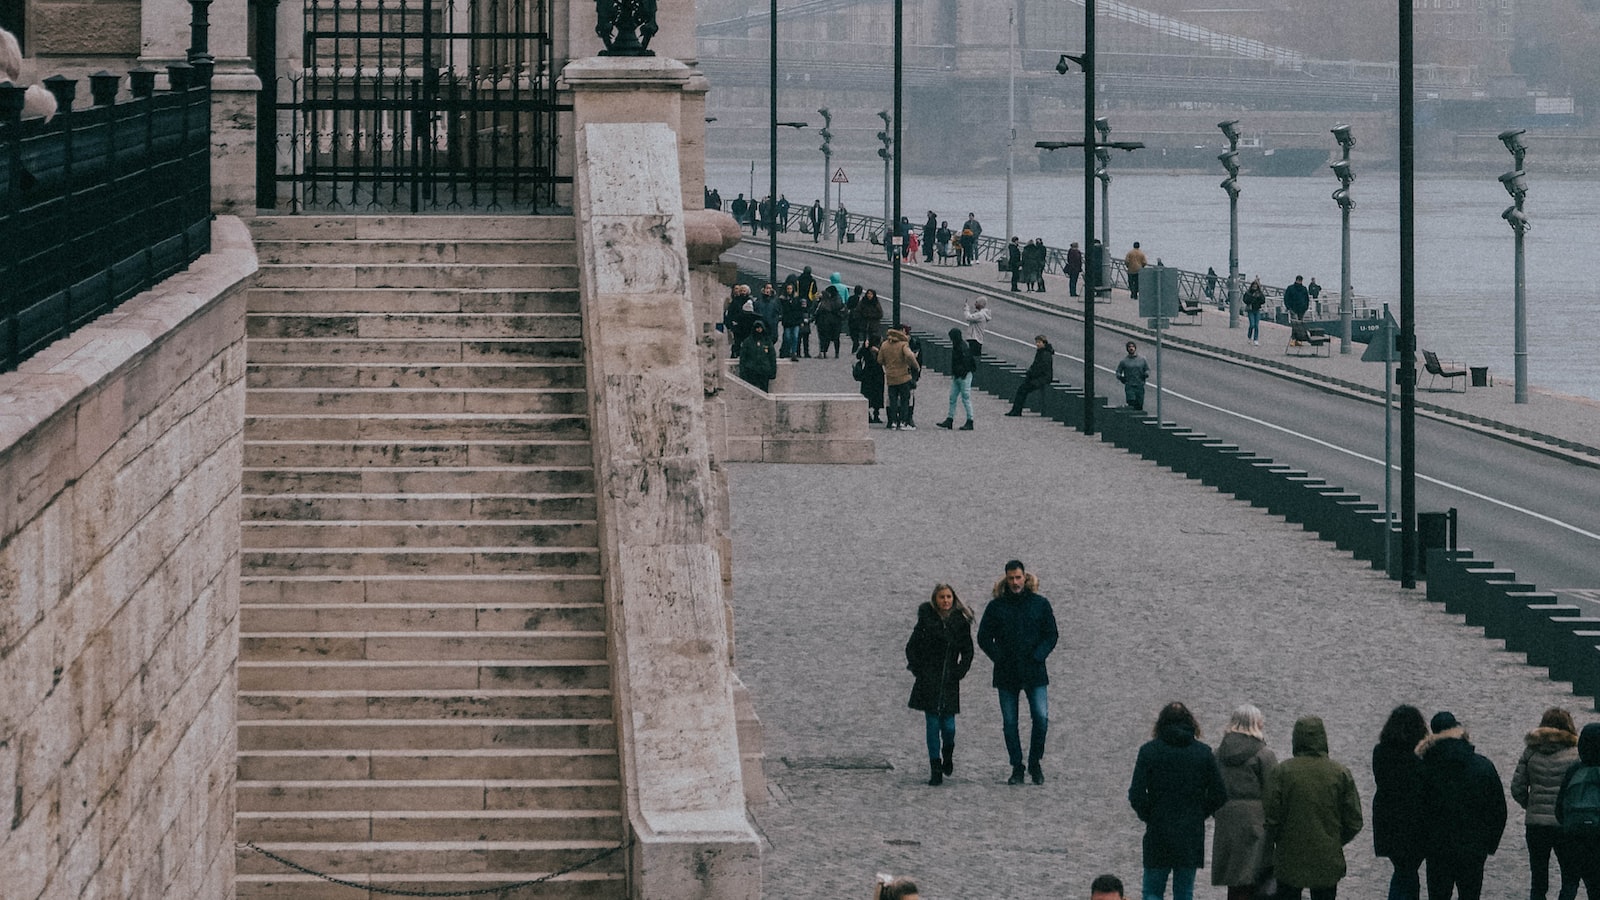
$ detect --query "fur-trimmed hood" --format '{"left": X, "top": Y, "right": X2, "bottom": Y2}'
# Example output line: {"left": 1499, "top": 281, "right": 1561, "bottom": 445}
{"left": 1525, "top": 726, "right": 1579, "bottom": 753}
{"left": 992, "top": 571, "right": 1040, "bottom": 599}
{"left": 1416, "top": 725, "right": 1471, "bottom": 758}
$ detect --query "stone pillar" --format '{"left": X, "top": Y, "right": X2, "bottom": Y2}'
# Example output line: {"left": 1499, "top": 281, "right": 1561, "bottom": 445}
{"left": 562, "top": 56, "right": 706, "bottom": 210}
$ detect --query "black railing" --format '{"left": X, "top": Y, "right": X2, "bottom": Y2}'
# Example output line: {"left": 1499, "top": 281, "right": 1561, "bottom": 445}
{"left": 0, "top": 65, "right": 212, "bottom": 374}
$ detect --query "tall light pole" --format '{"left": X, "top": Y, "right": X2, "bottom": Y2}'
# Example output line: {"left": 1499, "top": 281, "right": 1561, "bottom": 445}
{"left": 818, "top": 107, "right": 833, "bottom": 240}
{"left": 1005, "top": 0, "right": 1017, "bottom": 240}
{"left": 768, "top": 119, "right": 806, "bottom": 286}
{"left": 1049, "top": 40, "right": 1098, "bottom": 434}
{"left": 1399, "top": 0, "right": 1418, "bottom": 588}
{"left": 891, "top": 0, "right": 903, "bottom": 330}
{"left": 1499, "top": 128, "right": 1530, "bottom": 404}
{"left": 1218, "top": 120, "right": 1241, "bottom": 330}
{"left": 1331, "top": 124, "right": 1356, "bottom": 353}
{"left": 876, "top": 111, "right": 892, "bottom": 253}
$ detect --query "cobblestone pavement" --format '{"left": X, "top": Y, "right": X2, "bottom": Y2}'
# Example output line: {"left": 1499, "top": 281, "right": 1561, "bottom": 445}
{"left": 728, "top": 357, "right": 1587, "bottom": 899}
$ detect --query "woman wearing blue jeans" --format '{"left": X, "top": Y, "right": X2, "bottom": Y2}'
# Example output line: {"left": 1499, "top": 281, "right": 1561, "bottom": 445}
{"left": 1128, "top": 702, "right": 1228, "bottom": 900}
{"left": 937, "top": 327, "right": 975, "bottom": 430}
{"left": 1244, "top": 277, "right": 1266, "bottom": 346}
{"left": 904, "top": 584, "right": 973, "bottom": 786}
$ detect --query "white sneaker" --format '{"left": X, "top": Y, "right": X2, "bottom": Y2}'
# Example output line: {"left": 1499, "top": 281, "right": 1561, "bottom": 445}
{"left": 904, "top": 424, "right": 916, "bottom": 430}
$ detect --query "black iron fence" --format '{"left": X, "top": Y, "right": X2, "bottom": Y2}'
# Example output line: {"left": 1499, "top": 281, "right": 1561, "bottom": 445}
{"left": 1, "top": 0, "right": 215, "bottom": 375}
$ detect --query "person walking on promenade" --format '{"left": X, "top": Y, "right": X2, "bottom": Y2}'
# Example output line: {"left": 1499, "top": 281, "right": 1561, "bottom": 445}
{"left": 1372, "top": 705, "right": 1429, "bottom": 900}
{"left": 1284, "top": 275, "right": 1311, "bottom": 324}
{"left": 1244, "top": 277, "right": 1267, "bottom": 346}
{"left": 1092, "top": 874, "right": 1128, "bottom": 899}
{"left": 796, "top": 265, "right": 818, "bottom": 305}
{"left": 854, "top": 335, "right": 884, "bottom": 423}
{"left": 779, "top": 280, "right": 806, "bottom": 361}
{"left": 976, "top": 560, "right": 1057, "bottom": 785}
{"left": 1513, "top": 707, "right": 1582, "bottom": 900}
{"left": 937, "top": 327, "right": 975, "bottom": 431}
{"left": 1116, "top": 341, "right": 1151, "bottom": 412}
{"left": 730, "top": 193, "right": 748, "bottom": 228}
{"left": 858, "top": 288, "right": 885, "bottom": 345}
{"left": 736, "top": 320, "right": 777, "bottom": 392}
{"left": 814, "top": 275, "right": 846, "bottom": 359}
{"left": 1008, "top": 237, "right": 1024, "bottom": 292}
{"left": 905, "top": 583, "right": 974, "bottom": 786}
{"left": 1264, "top": 716, "right": 1364, "bottom": 900}
{"left": 1205, "top": 267, "right": 1219, "bottom": 304}
{"left": 936, "top": 221, "right": 953, "bottom": 264}
{"left": 1067, "top": 242, "right": 1084, "bottom": 297}
{"left": 961, "top": 212, "right": 982, "bottom": 265}
{"left": 1125, "top": 241, "right": 1148, "bottom": 300}
{"left": 1307, "top": 278, "right": 1322, "bottom": 301}
{"left": 809, "top": 199, "right": 822, "bottom": 243}
{"left": 1128, "top": 701, "right": 1228, "bottom": 900}
{"left": 1213, "top": 705, "right": 1279, "bottom": 900}
{"left": 1417, "top": 711, "right": 1507, "bottom": 900}
{"left": 923, "top": 210, "right": 938, "bottom": 262}
{"left": 1554, "top": 723, "right": 1600, "bottom": 896}
{"left": 776, "top": 194, "right": 790, "bottom": 232}
{"left": 1006, "top": 335, "right": 1055, "bottom": 417}
{"left": 724, "top": 286, "right": 755, "bottom": 358}
{"left": 755, "top": 282, "right": 780, "bottom": 339}
{"left": 1029, "top": 238, "right": 1049, "bottom": 292}
{"left": 963, "top": 298, "right": 991, "bottom": 358}
{"left": 834, "top": 204, "right": 849, "bottom": 247}
{"left": 877, "top": 325, "right": 920, "bottom": 430}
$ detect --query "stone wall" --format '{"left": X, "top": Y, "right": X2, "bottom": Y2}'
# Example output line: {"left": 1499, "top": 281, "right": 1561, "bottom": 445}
{"left": 0, "top": 218, "right": 255, "bottom": 900}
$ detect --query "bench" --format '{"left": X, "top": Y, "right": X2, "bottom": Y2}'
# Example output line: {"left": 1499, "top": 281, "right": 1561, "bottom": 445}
{"left": 1423, "top": 350, "right": 1468, "bottom": 392}
{"left": 1176, "top": 298, "right": 1203, "bottom": 325}
{"left": 1286, "top": 319, "right": 1330, "bottom": 357}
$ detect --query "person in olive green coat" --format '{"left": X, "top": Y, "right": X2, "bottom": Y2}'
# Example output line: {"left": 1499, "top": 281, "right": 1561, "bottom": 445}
{"left": 1262, "top": 716, "right": 1363, "bottom": 899}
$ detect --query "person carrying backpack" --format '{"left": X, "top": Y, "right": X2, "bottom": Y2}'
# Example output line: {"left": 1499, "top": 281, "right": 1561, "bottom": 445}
{"left": 1556, "top": 722, "right": 1600, "bottom": 895}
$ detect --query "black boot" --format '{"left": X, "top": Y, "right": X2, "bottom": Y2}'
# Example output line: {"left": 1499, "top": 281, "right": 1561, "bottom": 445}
{"left": 936, "top": 418, "right": 954, "bottom": 429}
{"left": 1028, "top": 760, "right": 1044, "bottom": 785}
{"left": 941, "top": 744, "right": 954, "bottom": 776}
{"left": 959, "top": 420, "right": 974, "bottom": 431}
{"left": 929, "top": 760, "right": 943, "bottom": 786}
{"left": 1007, "top": 765, "right": 1026, "bottom": 785}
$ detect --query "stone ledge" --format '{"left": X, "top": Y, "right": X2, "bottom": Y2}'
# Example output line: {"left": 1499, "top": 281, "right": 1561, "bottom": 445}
{"left": 721, "top": 362, "right": 874, "bottom": 465}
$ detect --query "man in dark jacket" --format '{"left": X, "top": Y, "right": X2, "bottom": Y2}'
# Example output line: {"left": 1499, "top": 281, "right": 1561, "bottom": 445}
{"left": 1418, "top": 711, "right": 1507, "bottom": 900}
{"left": 1285, "top": 274, "right": 1311, "bottom": 320}
{"left": 1066, "top": 242, "right": 1084, "bottom": 297}
{"left": 976, "top": 560, "right": 1058, "bottom": 785}
{"left": 1008, "top": 237, "right": 1024, "bottom": 292}
{"left": 1005, "top": 335, "right": 1055, "bottom": 417}
{"left": 922, "top": 211, "right": 938, "bottom": 262}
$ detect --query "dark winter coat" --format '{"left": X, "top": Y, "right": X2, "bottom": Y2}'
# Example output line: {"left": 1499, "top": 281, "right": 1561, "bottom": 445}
{"left": 1212, "top": 731, "right": 1278, "bottom": 887}
{"left": 1263, "top": 717, "right": 1363, "bottom": 890}
{"left": 858, "top": 295, "right": 885, "bottom": 340}
{"left": 1555, "top": 723, "right": 1600, "bottom": 835}
{"left": 813, "top": 287, "right": 846, "bottom": 337}
{"left": 754, "top": 293, "right": 780, "bottom": 335}
{"left": 1128, "top": 722, "right": 1228, "bottom": 870}
{"left": 1512, "top": 726, "right": 1580, "bottom": 826}
{"left": 1244, "top": 283, "right": 1267, "bottom": 313}
{"left": 736, "top": 330, "right": 777, "bottom": 386}
{"left": 780, "top": 292, "right": 808, "bottom": 327}
{"left": 1283, "top": 281, "right": 1310, "bottom": 317}
{"left": 856, "top": 345, "right": 884, "bottom": 407}
{"left": 1007, "top": 242, "right": 1022, "bottom": 272}
{"left": 796, "top": 267, "right": 818, "bottom": 301}
{"left": 1066, "top": 246, "right": 1083, "bottom": 276}
{"left": 975, "top": 574, "right": 1057, "bottom": 690}
{"left": 1416, "top": 726, "right": 1507, "bottom": 861}
{"left": 948, "top": 328, "right": 974, "bottom": 380}
{"left": 1024, "top": 341, "right": 1055, "bottom": 386}
{"left": 904, "top": 602, "right": 973, "bottom": 716}
{"left": 1371, "top": 739, "right": 1428, "bottom": 861}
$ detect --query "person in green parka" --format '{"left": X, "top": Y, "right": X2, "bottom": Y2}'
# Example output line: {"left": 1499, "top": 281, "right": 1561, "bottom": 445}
{"left": 1262, "top": 716, "right": 1364, "bottom": 900}
{"left": 737, "top": 320, "right": 778, "bottom": 392}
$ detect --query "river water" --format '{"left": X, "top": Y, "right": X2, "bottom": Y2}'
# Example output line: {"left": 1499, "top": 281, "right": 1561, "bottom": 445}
{"left": 707, "top": 160, "right": 1600, "bottom": 402}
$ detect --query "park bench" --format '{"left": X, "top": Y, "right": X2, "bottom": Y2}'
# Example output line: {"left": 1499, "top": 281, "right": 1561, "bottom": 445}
{"left": 1286, "top": 319, "right": 1330, "bottom": 357}
{"left": 1423, "top": 350, "right": 1468, "bottom": 392}
{"left": 1176, "top": 297, "right": 1204, "bottom": 324}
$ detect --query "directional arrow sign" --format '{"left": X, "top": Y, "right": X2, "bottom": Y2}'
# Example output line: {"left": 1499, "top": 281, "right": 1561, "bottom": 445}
{"left": 831, "top": 168, "right": 849, "bottom": 184}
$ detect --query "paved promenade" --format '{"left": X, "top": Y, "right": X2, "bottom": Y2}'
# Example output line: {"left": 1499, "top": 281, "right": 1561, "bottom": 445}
{"left": 728, "top": 356, "right": 1587, "bottom": 899}
{"left": 759, "top": 231, "right": 1600, "bottom": 466}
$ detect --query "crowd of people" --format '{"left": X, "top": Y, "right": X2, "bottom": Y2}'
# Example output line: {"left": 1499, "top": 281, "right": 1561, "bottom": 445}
{"left": 895, "top": 566, "right": 1600, "bottom": 900}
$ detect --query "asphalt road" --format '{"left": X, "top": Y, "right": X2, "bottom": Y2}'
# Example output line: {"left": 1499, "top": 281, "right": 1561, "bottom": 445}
{"left": 729, "top": 243, "right": 1600, "bottom": 608}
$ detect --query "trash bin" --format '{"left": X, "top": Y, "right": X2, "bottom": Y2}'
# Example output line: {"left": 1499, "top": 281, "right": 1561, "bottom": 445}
{"left": 1469, "top": 366, "right": 1489, "bottom": 387}
{"left": 1416, "top": 509, "right": 1455, "bottom": 575}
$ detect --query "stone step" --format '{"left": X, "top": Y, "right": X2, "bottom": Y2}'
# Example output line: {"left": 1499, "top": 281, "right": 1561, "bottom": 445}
{"left": 247, "top": 338, "right": 584, "bottom": 364}
{"left": 238, "top": 719, "right": 616, "bottom": 752}
{"left": 242, "top": 520, "right": 598, "bottom": 550}
{"left": 237, "top": 808, "right": 623, "bottom": 843}
{"left": 244, "top": 492, "right": 596, "bottom": 522}
{"left": 236, "top": 778, "right": 620, "bottom": 812}
{"left": 246, "top": 414, "right": 589, "bottom": 442}
{"left": 248, "top": 312, "right": 582, "bottom": 340}
{"left": 253, "top": 264, "right": 579, "bottom": 291}
{"left": 245, "top": 387, "right": 589, "bottom": 416}
{"left": 246, "top": 362, "right": 587, "bottom": 390}
{"left": 236, "top": 872, "right": 622, "bottom": 900}
{"left": 242, "top": 602, "right": 605, "bottom": 633}
{"left": 246, "top": 287, "right": 581, "bottom": 315}
{"left": 249, "top": 215, "right": 576, "bottom": 242}
{"left": 239, "top": 689, "right": 613, "bottom": 721}
{"left": 238, "top": 748, "right": 619, "bottom": 783}
{"left": 256, "top": 239, "right": 576, "bottom": 266}
{"left": 239, "top": 574, "right": 603, "bottom": 605}
{"left": 234, "top": 839, "right": 626, "bottom": 877}
{"left": 242, "top": 466, "right": 594, "bottom": 495}
{"left": 244, "top": 440, "right": 593, "bottom": 470}
{"left": 240, "top": 630, "right": 606, "bottom": 661}
{"left": 238, "top": 659, "right": 610, "bottom": 692}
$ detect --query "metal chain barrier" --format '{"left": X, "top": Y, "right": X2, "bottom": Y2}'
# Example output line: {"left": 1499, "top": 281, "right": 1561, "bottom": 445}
{"left": 239, "top": 838, "right": 633, "bottom": 898}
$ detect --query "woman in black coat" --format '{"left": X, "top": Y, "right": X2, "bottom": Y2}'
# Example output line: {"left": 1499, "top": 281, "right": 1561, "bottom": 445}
{"left": 1127, "top": 701, "right": 1228, "bottom": 899}
{"left": 855, "top": 336, "right": 885, "bottom": 423}
{"left": 905, "top": 583, "right": 973, "bottom": 787}
{"left": 1372, "top": 704, "right": 1429, "bottom": 900}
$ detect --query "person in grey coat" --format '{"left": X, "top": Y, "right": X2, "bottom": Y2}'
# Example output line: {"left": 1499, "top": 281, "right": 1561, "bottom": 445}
{"left": 1512, "top": 707, "right": 1582, "bottom": 900}
{"left": 1116, "top": 341, "right": 1151, "bottom": 411}
{"left": 1212, "top": 705, "right": 1278, "bottom": 900}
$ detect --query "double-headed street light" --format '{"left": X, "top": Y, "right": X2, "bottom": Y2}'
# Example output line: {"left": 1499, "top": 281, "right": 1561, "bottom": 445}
{"left": 876, "top": 110, "right": 893, "bottom": 259}
{"left": 1331, "top": 124, "right": 1356, "bottom": 353}
{"left": 1499, "top": 128, "right": 1530, "bottom": 404}
{"left": 1217, "top": 119, "right": 1242, "bottom": 329}
{"left": 1090, "top": 117, "right": 1140, "bottom": 297}
{"left": 818, "top": 107, "right": 833, "bottom": 241}
{"left": 1044, "top": 45, "right": 1096, "bottom": 433}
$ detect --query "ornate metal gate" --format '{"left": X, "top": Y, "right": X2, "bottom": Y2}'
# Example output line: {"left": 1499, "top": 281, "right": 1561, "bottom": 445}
{"left": 259, "top": 0, "right": 570, "bottom": 212}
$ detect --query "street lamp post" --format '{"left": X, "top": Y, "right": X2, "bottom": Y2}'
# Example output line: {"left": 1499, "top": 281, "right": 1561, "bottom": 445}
{"left": 877, "top": 111, "right": 892, "bottom": 256}
{"left": 1331, "top": 124, "right": 1356, "bottom": 353}
{"left": 768, "top": 119, "right": 807, "bottom": 286}
{"left": 1499, "top": 128, "right": 1530, "bottom": 404}
{"left": 1044, "top": 42, "right": 1097, "bottom": 432}
{"left": 892, "top": 0, "right": 903, "bottom": 330}
{"left": 818, "top": 107, "right": 832, "bottom": 240}
{"left": 1217, "top": 120, "right": 1241, "bottom": 329}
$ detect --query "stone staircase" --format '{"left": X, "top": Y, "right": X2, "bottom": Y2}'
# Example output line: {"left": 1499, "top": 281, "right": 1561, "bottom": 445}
{"left": 236, "top": 216, "right": 626, "bottom": 899}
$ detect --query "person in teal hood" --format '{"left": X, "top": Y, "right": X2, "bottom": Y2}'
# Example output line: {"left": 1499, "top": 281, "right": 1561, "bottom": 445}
{"left": 1263, "top": 716, "right": 1363, "bottom": 899}
{"left": 813, "top": 274, "right": 847, "bottom": 358}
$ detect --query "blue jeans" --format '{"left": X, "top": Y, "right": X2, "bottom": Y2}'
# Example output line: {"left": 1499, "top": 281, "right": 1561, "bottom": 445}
{"left": 1247, "top": 310, "right": 1261, "bottom": 340}
{"left": 947, "top": 373, "right": 972, "bottom": 421}
{"left": 1143, "top": 866, "right": 1196, "bottom": 900}
{"left": 923, "top": 713, "right": 955, "bottom": 761}
{"left": 781, "top": 325, "right": 800, "bottom": 357}
{"left": 996, "top": 685, "right": 1048, "bottom": 767}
